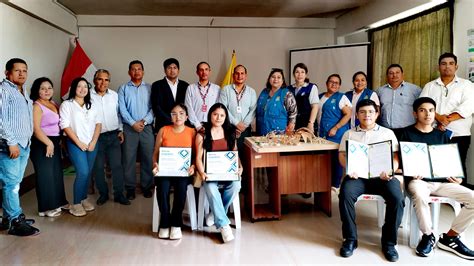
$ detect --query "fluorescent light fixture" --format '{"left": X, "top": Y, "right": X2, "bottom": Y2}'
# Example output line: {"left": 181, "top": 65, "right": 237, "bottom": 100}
{"left": 367, "top": 0, "right": 447, "bottom": 29}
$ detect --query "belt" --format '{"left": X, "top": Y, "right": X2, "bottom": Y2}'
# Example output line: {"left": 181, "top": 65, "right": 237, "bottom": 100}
{"left": 101, "top": 130, "right": 120, "bottom": 136}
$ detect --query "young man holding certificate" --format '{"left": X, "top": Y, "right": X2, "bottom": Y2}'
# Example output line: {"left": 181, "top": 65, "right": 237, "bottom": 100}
{"left": 399, "top": 97, "right": 474, "bottom": 259}
{"left": 338, "top": 99, "right": 404, "bottom": 262}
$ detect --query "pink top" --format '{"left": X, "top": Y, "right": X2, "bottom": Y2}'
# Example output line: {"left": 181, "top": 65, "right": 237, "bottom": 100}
{"left": 35, "top": 101, "right": 60, "bottom": 136}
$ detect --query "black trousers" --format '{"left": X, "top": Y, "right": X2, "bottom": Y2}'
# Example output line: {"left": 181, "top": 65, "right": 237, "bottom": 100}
{"left": 450, "top": 136, "right": 471, "bottom": 186}
{"left": 338, "top": 177, "right": 405, "bottom": 247}
{"left": 155, "top": 177, "right": 190, "bottom": 228}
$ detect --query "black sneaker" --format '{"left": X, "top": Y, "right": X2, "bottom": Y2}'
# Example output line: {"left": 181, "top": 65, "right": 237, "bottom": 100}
{"left": 382, "top": 245, "right": 399, "bottom": 262}
{"left": 114, "top": 194, "right": 131, "bottom": 205}
{"left": 340, "top": 240, "right": 357, "bottom": 258}
{"left": 96, "top": 195, "right": 109, "bottom": 206}
{"left": 438, "top": 233, "right": 474, "bottom": 260}
{"left": 0, "top": 216, "right": 9, "bottom": 231}
{"left": 7, "top": 214, "right": 40, "bottom": 237}
{"left": 416, "top": 233, "right": 436, "bottom": 257}
{"left": 143, "top": 189, "right": 153, "bottom": 198}
{"left": 126, "top": 190, "right": 136, "bottom": 200}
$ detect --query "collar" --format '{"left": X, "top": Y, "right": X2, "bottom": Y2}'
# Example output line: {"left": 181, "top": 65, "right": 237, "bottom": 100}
{"left": 92, "top": 87, "right": 109, "bottom": 96}
{"left": 355, "top": 124, "right": 381, "bottom": 132}
{"left": 386, "top": 81, "right": 405, "bottom": 90}
{"left": 232, "top": 83, "right": 246, "bottom": 91}
{"left": 2, "top": 78, "right": 19, "bottom": 89}
{"left": 127, "top": 80, "right": 145, "bottom": 87}
{"left": 435, "top": 75, "right": 459, "bottom": 86}
{"left": 165, "top": 77, "right": 178, "bottom": 85}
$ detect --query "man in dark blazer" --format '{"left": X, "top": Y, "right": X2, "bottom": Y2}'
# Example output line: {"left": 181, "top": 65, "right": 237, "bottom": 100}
{"left": 151, "top": 58, "right": 190, "bottom": 133}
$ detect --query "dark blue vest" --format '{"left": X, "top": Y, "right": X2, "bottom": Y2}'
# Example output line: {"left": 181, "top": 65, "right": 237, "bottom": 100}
{"left": 318, "top": 92, "right": 350, "bottom": 143}
{"left": 345, "top": 89, "right": 374, "bottom": 127}
{"left": 289, "top": 83, "right": 314, "bottom": 129}
{"left": 256, "top": 88, "right": 289, "bottom": 136}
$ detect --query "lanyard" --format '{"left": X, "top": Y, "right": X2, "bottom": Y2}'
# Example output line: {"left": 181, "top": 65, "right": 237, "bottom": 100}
{"left": 197, "top": 82, "right": 210, "bottom": 104}
{"left": 233, "top": 84, "right": 246, "bottom": 106}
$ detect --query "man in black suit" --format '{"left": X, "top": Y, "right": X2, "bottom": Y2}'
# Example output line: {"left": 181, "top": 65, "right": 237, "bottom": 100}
{"left": 151, "top": 58, "right": 190, "bottom": 133}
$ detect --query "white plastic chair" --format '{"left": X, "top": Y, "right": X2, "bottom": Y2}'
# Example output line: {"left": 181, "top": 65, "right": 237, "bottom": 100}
{"left": 356, "top": 194, "right": 409, "bottom": 228}
{"left": 152, "top": 184, "right": 197, "bottom": 232}
{"left": 197, "top": 186, "right": 241, "bottom": 231}
{"left": 408, "top": 196, "right": 461, "bottom": 248}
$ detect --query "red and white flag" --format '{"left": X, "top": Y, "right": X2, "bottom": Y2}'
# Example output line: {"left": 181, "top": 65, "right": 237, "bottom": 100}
{"left": 61, "top": 39, "right": 97, "bottom": 99}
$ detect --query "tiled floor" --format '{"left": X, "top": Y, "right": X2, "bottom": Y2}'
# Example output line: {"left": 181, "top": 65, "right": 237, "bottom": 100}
{"left": 1, "top": 175, "right": 473, "bottom": 265}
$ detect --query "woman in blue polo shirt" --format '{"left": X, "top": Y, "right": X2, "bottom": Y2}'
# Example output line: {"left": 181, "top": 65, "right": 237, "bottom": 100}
{"left": 345, "top": 71, "right": 379, "bottom": 128}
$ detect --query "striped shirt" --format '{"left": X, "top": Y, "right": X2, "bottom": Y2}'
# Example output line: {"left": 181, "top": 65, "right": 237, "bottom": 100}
{"left": 0, "top": 78, "right": 33, "bottom": 148}
{"left": 117, "top": 80, "right": 153, "bottom": 126}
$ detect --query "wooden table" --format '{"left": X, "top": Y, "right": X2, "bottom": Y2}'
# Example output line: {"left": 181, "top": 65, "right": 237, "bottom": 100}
{"left": 242, "top": 137, "right": 339, "bottom": 221}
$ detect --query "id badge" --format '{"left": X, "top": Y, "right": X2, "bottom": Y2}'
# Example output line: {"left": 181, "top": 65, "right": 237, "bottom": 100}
{"left": 201, "top": 104, "right": 207, "bottom": 112}
{"left": 236, "top": 106, "right": 242, "bottom": 113}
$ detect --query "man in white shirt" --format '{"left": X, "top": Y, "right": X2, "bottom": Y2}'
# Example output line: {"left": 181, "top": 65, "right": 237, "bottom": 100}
{"left": 91, "top": 69, "right": 130, "bottom": 206}
{"left": 420, "top": 53, "right": 474, "bottom": 186}
{"left": 184, "top": 62, "right": 220, "bottom": 131}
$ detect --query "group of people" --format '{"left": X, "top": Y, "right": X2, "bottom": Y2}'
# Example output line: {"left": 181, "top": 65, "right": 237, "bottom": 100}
{"left": 0, "top": 52, "right": 473, "bottom": 260}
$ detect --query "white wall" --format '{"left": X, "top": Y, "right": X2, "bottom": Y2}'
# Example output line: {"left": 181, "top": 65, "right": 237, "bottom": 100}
{"left": 0, "top": 2, "right": 73, "bottom": 175}
{"left": 453, "top": 0, "right": 474, "bottom": 185}
{"left": 77, "top": 16, "right": 335, "bottom": 93}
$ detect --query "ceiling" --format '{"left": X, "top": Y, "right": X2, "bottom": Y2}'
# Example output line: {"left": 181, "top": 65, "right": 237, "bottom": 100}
{"left": 57, "top": 0, "right": 372, "bottom": 18}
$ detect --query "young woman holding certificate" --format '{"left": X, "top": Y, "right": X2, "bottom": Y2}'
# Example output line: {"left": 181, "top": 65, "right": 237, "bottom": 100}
{"left": 152, "top": 103, "right": 196, "bottom": 240}
{"left": 196, "top": 103, "right": 242, "bottom": 243}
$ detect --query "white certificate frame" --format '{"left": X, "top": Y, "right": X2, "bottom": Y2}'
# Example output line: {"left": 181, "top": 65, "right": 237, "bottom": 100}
{"left": 156, "top": 147, "right": 191, "bottom": 177}
{"left": 205, "top": 151, "right": 240, "bottom": 181}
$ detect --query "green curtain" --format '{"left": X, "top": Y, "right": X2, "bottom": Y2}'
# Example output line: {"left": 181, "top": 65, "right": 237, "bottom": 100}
{"left": 370, "top": 6, "right": 452, "bottom": 89}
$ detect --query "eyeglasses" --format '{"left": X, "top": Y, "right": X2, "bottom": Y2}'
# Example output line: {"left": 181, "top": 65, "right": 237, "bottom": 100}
{"left": 171, "top": 112, "right": 186, "bottom": 117}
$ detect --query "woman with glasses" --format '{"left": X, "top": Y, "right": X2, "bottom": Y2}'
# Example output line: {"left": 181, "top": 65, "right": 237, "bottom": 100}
{"left": 152, "top": 103, "right": 196, "bottom": 240}
{"left": 345, "top": 71, "right": 380, "bottom": 128}
{"left": 256, "top": 68, "right": 297, "bottom": 135}
{"left": 30, "top": 77, "right": 69, "bottom": 217}
{"left": 60, "top": 77, "right": 101, "bottom": 217}
{"left": 288, "top": 63, "right": 319, "bottom": 133}
{"left": 318, "top": 74, "right": 352, "bottom": 188}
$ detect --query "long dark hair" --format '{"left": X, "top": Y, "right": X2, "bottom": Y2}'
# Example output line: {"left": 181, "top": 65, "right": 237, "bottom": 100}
{"left": 202, "top": 103, "right": 236, "bottom": 151}
{"left": 30, "top": 77, "right": 53, "bottom": 101}
{"left": 67, "top": 77, "right": 92, "bottom": 110}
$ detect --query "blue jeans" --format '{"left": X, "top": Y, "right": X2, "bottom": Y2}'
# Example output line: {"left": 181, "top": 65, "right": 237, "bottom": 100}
{"left": 0, "top": 145, "right": 30, "bottom": 221}
{"left": 203, "top": 181, "right": 241, "bottom": 229}
{"left": 67, "top": 139, "right": 98, "bottom": 204}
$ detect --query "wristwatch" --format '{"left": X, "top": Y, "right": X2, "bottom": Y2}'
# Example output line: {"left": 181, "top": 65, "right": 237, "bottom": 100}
{"left": 144, "top": 121, "right": 148, "bottom": 126}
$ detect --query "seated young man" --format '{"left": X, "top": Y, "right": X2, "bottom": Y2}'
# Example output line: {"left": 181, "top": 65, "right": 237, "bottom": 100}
{"left": 338, "top": 99, "right": 404, "bottom": 262}
{"left": 399, "top": 97, "right": 474, "bottom": 260}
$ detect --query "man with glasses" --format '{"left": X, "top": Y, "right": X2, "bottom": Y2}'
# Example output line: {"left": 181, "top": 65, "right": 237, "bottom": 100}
{"left": 91, "top": 69, "right": 130, "bottom": 206}
{"left": 184, "top": 62, "right": 220, "bottom": 131}
{"left": 151, "top": 58, "right": 190, "bottom": 133}
{"left": 338, "top": 99, "right": 403, "bottom": 262}
{"left": 376, "top": 64, "right": 421, "bottom": 138}
{"left": 118, "top": 60, "right": 154, "bottom": 200}
{"left": 420, "top": 53, "right": 474, "bottom": 186}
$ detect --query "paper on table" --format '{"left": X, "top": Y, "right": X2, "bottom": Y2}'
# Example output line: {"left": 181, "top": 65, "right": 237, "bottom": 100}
{"left": 368, "top": 141, "right": 393, "bottom": 178}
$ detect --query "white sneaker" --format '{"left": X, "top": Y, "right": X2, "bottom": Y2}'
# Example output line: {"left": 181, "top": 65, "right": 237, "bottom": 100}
{"left": 158, "top": 228, "right": 170, "bottom": 239}
{"left": 45, "top": 208, "right": 62, "bottom": 217}
{"left": 220, "top": 225, "right": 234, "bottom": 243}
{"left": 170, "top": 227, "right": 182, "bottom": 240}
{"left": 69, "top": 204, "right": 87, "bottom": 217}
{"left": 206, "top": 212, "right": 215, "bottom": 226}
{"left": 61, "top": 204, "right": 71, "bottom": 210}
{"left": 81, "top": 199, "right": 95, "bottom": 212}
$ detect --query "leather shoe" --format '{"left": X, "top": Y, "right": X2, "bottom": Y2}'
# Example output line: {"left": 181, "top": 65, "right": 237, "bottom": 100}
{"left": 96, "top": 195, "right": 109, "bottom": 206}
{"left": 340, "top": 240, "right": 357, "bottom": 257}
{"left": 126, "top": 190, "right": 136, "bottom": 200}
{"left": 143, "top": 189, "right": 153, "bottom": 198}
{"left": 114, "top": 195, "right": 131, "bottom": 205}
{"left": 382, "top": 245, "right": 399, "bottom": 262}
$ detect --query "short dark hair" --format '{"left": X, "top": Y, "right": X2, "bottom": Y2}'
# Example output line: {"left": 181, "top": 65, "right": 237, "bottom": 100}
{"left": 5, "top": 58, "right": 27, "bottom": 72}
{"left": 233, "top": 64, "right": 247, "bottom": 74}
{"left": 356, "top": 99, "right": 378, "bottom": 113}
{"left": 129, "top": 60, "right": 144, "bottom": 71}
{"left": 438, "top": 52, "right": 457, "bottom": 65}
{"left": 196, "top": 61, "right": 210, "bottom": 71}
{"left": 413, "top": 97, "right": 436, "bottom": 112}
{"left": 266, "top": 68, "right": 287, "bottom": 89}
{"left": 326, "top": 74, "right": 342, "bottom": 85}
{"left": 163, "top": 58, "right": 180, "bottom": 70}
{"left": 171, "top": 103, "right": 188, "bottom": 116}
{"left": 30, "top": 77, "right": 53, "bottom": 102}
{"left": 386, "top": 64, "right": 403, "bottom": 75}
{"left": 352, "top": 71, "right": 367, "bottom": 83}
{"left": 292, "top": 63, "right": 308, "bottom": 74}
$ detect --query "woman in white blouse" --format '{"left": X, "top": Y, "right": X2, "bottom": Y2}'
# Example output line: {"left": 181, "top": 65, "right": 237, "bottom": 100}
{"left": 60, "top": 77, "right": 101, "bottom": 217}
